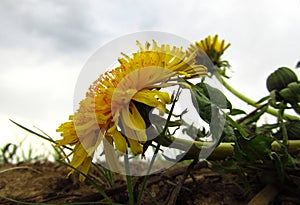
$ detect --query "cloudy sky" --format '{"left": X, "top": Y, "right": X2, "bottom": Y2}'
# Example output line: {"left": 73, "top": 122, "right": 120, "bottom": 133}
{"left": 0, "top": 0, "right": 300, "bottom": 153}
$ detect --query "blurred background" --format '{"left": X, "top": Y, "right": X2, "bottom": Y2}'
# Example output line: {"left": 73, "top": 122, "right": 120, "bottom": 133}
{"left": 0, "top": 0, "right": 299, "bottom": 159}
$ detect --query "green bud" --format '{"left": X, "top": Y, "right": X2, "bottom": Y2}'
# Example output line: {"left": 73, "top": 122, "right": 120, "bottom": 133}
{"left": 279, "top": 82, "right": 300, "bottom": 114}
{"left": 279, "top": 82, "right": 300, "bottom": 103}
{"left": 266, "top": 67, "right": 298, "bottom": 92}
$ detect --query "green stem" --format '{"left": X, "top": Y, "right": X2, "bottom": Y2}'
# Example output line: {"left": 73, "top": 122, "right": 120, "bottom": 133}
{"left": 137, "top": 88, "right": 181, "bottom": 204}
{"left": 278, "top": 107, "right": 288, "bottom": 147}
{"left": 137, "top": 144, "right": 161, "bottom": 205}
{"left": 155, "top": 135, "right": 300, "bottom": 160}
{"left": 220, "top": 78, "right": 299, "bottom": 121}
{"left": 226, "top": 114, "right": 248, "bottom": 138}
{"left": 124, "top": 155, "right": 134, "bottom": 205}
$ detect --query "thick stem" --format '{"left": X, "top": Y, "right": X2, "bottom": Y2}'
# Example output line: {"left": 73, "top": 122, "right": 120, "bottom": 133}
{"left": 220, "top": 78, "right": 299, "bottom": 121}
{"left": 155, "top": 134, "right": 300, "bottom": 160}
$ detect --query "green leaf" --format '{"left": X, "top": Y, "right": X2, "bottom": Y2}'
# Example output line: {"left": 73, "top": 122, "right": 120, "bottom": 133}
{"left": 191, "top": 82, "right": 232, "bottom": 141}
{"left": 230, "top": 108, "right": 246, "bottom": 116}
{"left": 234, "top": 134, "right": 274, "bottom": 163}
{"left": 191, "top": 82, "right": 231, "bottom": 123}
{"left": 256, "top": 95, "right": 270, "bottom": 104}
{"left": 191, "top": 84, "right": 214, "bottom": 123}
{"left": 240, "top": 105, "right": 268, "bottom": 126}
{"left": 205, "top": 83, "right": 232, "bottom": 110}
{"left": 10, "top": 119, "right": 57, "bottom": 144}
{"left": 221, "top": 122, "right": 236, "bottom": 142}
{"left": 274, "top": 120, "right": 300, "bottom": 140}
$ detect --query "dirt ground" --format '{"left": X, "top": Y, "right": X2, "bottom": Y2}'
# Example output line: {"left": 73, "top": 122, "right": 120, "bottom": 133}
{"left": 0, "top": 161, "right": 299, "bottom": 205}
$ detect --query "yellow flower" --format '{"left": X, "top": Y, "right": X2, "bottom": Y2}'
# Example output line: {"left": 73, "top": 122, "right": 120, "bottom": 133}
{"left": 189, "top": 35, "right": 230, "bottom": 74}
{"left": 56, "top": 40, "right": 208, "bottom": 180}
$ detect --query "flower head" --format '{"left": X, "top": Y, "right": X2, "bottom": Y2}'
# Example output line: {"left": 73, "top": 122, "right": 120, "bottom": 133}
{"left": 56, "top": 41, "right": 208, "bottom": 180}
{"left": 189, "top": 35, "right": 231, "bottom": 76}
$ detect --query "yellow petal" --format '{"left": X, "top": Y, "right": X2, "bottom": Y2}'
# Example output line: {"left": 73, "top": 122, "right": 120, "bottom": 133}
{"left": 120, "top": 103, "right": 146, "bottom": 131}
{"left": 121, "top": 119, "right": 138, "bottom": 141}
{"left": 69, "top": 143, "right": 88, "bottom": 171}
{"left": 134, "top": 129, "right": 147, "bottom": 143}
{"left": 127, "top": 138, "right": 143, "bottom": 154}
{"left": 83, "top": 127, "right": 105, "bottom": 156}
{"left": 104, "top": 136, "right": 123, "bottom": 173}
{"left": 136, "top": 67, "right": 174, "bottom": 89}
{"left": 113, "top": 132, "right": 127, "bottom": 154}
{"left": 133, "top": 89, "right": 171, "bottom": 108}
{"left": 110, "top": 129, "right": 127, "bottom": 154}
{"left": 79, "top": 157, "right": 92, "bottom": 182}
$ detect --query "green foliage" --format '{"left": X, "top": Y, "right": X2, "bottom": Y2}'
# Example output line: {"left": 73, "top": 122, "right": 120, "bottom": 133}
{"left": 233, "top": 134, "right": 274, "bottom": 163}
{"left": 0, "top": 141, "right": 50, "bottom": 164}
{"left": 217, "top": 66, "right": 300, "bottom": 187}
{"left": 274, "top": 120, "right": 300, "bottom": 140}
{"left": 191, "top": 82, "right": 232, "bottom": 142}
{"left": 0, "top": 143, "right": 17, "bottom": 164}
{"left": 191, "top": 82, "right": 231, "bottom": 124}
{"left": 238, "top": 105, "right": 268, "bottom": 126}
{"left": 230, "top": 108, "right": 247, "bottom": 116}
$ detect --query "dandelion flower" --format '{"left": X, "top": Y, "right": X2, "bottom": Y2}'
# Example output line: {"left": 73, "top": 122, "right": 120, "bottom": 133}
{"left": 189, "top": 35, "right": 230, "bottom": 76}
{"left": 56, "top": 40, "right": 208, "bottom": 180}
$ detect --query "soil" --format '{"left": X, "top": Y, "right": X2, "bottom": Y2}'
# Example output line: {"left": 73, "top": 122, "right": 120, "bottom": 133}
{"left": 0, "top": 161, "right": 299, "bottom": 205}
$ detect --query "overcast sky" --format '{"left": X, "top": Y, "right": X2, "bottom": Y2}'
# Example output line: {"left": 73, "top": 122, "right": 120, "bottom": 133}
{"left": 0, "top": 0, "right": 300, "bottom": 151}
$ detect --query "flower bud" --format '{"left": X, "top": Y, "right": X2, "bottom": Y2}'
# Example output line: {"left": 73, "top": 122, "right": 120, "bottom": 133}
{"left": 266, "top": 67, "right": 298, "bottom": 92}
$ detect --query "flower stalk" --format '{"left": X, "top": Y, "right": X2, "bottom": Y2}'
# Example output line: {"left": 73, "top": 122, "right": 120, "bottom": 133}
{"left": 220, "top": 77, "right": 299, "bottom": 121}
{"left": 155, "top": 134, "right": 300, "bottom": 160}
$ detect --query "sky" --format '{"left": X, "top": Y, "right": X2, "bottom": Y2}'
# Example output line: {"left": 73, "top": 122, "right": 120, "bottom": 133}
{"left": 0, "top": 0, "right": 300, "bottom": 156}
